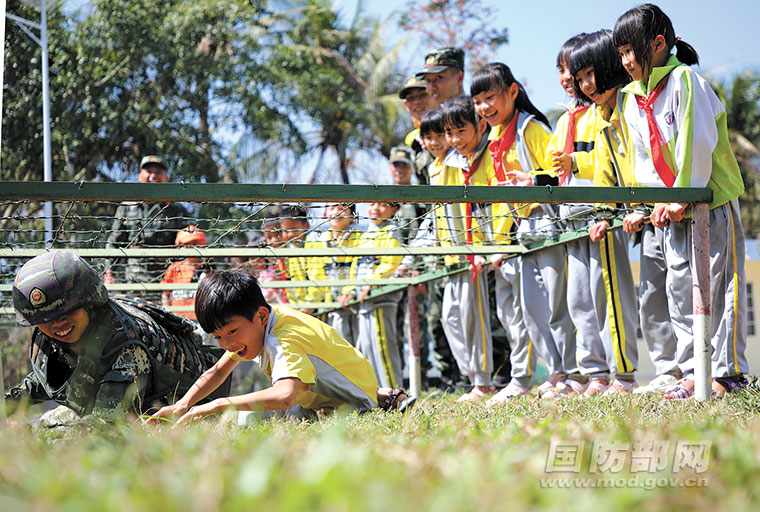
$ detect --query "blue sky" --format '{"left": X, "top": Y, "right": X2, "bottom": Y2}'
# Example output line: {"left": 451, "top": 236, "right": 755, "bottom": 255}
{"left": 337, "top": 0, "right": 760, "bottom": 114}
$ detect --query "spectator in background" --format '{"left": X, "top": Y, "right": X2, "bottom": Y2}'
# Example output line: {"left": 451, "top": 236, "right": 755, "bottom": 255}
{"left": 399, "top": 75, "right": 438, "bottom": 184}
{"left": 161, "top": 226, "right": 211, "bottom": 321}
{"left": 106, "top": 155, "right": 189, "bottom": 302}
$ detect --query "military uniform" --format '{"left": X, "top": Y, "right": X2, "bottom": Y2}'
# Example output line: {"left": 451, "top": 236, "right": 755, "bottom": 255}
{"left": 8, "top": 251, "right": 229, "bottom": 422}
{"left": 7, "top": 297, "right": 228, "bottom": 418}
{"left": 107, "top": 201, "right": 189, "bottom": 299}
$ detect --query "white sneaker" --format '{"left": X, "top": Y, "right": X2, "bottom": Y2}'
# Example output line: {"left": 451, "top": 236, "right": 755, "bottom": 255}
{"left": 633, "top": 374, "right": 680, "bottom": 394}
{"left": 487, "top": 382, "right": 529, "bottom": 405}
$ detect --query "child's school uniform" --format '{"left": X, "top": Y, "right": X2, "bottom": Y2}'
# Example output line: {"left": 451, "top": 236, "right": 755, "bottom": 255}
{"left": 227, "top": 305, "right": 378, "bottom": 413}
{"left": 621, "top": 55, "right": 747, "bottom": 379}
{"left": 497, "top": 111, "right": 576, "bottom": 380}
{"left": 437, "top": 138, "right": 495, "bottom": 388}
{"left": 343, "top": 220, "right": 405, "bottom": 388}
{"left": 161, "top": 259, "right": 209, "bottom": 320}
{"left": 312, "top": 228, "right": 363, "bottom": 346}
{"left": 285, "top": 233, "right": 323, "bottom": 308}
{"left": 486, "top": 112, "right": 540, "bottom": 389}
{"left": 579, "top": 97, "right": 639, "bottom": 380}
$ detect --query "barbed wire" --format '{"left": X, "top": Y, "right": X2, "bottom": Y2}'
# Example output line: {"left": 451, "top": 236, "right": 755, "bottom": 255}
{"left": 0, "top": 198, "right": 631, "bottom": 325}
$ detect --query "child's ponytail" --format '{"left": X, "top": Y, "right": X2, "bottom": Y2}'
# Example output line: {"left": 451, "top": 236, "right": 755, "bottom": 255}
{"left": 614, "top": 3, "right": 700, "bottom": 72}
{"left": 674, "top": 38, "right": 699, "bottom": 66}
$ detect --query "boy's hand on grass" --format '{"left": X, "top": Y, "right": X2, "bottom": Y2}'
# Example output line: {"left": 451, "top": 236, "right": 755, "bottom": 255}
{"left": 623, "top": 212, "right": 646, "bottom": 233}
{"left": 174, "top": 399, "right": 227, "bottom": 427}
{"left": 589, "top": 220, "right": 610, "bottom": 243}
{"left": 145, "top": 403, "right": 189, "bottom": 424}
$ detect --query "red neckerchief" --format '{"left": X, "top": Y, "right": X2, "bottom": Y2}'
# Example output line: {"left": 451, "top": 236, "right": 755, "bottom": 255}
{"left": 489, "top": 113, "right": 519, "bottom": 183}
{"left": 560, "top": 105, "right": 589, "bottom": 185}
{"left": 488, "top": 113, "right": 520, "bottom": 224}
{"left": 635, "top": 74, "right": 675, "bottom": 187}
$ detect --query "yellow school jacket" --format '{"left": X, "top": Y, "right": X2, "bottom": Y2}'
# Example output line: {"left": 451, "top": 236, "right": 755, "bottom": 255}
{"left": 489, "top": 111, "right": 553, "bottom": 217}
{"left": 546, "top": 104, "right": 596, "bottom": 185}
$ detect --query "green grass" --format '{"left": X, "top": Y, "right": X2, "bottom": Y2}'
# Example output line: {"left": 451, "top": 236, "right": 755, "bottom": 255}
{"left": 3, "top": 390, "right": 760, "bottom": 511}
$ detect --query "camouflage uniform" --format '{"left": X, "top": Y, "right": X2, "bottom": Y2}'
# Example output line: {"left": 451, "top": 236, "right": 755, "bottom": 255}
{"left": 107, "top": 201, "right": 188, "bottom": 300}
{"left": 7, "top": 251, "right": 229, "bottom": 422}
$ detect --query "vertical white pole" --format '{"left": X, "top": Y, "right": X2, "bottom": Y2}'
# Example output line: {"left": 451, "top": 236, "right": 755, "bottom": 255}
{"left": 1, "top": 0, "right": 7, "bottom": 425}
{"left": 692, "top": 202, "right": 712, "bottom": 401}
{"left": 407, "top": 284, "right": 421, "bottom": 398}
{"left": 41, "top": 0, "right": 54, "bottom": 245}
{"left": 1, "top": 0, "right": 6, "bottom": 167}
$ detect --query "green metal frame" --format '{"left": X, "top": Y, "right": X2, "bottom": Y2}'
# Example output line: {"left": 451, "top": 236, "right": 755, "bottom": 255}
{"left": 0, "top": 181, "right": 712, "bottom": 204}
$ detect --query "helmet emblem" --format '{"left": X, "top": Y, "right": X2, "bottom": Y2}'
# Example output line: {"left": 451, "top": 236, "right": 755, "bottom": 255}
{"left": 29, "top": 287, "right": 47, "bottom": 306}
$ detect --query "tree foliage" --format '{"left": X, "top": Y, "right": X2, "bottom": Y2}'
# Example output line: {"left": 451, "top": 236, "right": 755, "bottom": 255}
{"left": 3, "top": 0, "right": 406, "bottom": 186}
{"left": 398, "top": 0, "right": 509, "bottom": 70}
{"left": 712, "top": 71, "right": 760, "bottom": 237}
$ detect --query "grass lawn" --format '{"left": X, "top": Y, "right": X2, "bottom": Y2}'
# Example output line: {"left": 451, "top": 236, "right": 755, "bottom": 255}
{"left": 2, "top": 390, "right": 760, "bottom": 511}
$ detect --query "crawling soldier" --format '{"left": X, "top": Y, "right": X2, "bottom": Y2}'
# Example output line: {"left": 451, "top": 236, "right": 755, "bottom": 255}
{"left": 6, "top": 251, "right": 229, "bottom": 426}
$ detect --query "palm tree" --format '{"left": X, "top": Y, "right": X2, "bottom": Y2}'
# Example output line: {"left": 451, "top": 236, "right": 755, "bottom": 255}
{"left": 231, "top": 0, "right": 409, "bottom": 184}
{"left": 711, "top": 71, "right": 760, "bottom": 237}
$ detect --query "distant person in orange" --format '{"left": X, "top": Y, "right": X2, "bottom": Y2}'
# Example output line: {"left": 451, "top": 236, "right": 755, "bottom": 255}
{"left": 162, "top": 226, "right": 211, "bottom": 321}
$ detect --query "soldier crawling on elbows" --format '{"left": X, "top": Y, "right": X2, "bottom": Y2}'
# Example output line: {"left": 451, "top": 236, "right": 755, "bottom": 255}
{"left": 5, "top": 251, "right": 229, "bottom": 428}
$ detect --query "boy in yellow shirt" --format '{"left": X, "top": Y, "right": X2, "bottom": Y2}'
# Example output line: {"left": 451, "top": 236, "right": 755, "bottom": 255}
{"left": 149, "top": 271, "right": 412, "bottom": 424}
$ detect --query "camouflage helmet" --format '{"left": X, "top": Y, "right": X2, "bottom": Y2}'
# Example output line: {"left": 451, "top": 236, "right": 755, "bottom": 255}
{"left": 12, "top": 251, "right": 109, "bottom": 326}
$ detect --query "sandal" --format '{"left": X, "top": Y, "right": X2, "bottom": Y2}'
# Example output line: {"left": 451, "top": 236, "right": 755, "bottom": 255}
{"left": 582, "top": 379, "right": 609, "bottom": 397}
{"left": 663, "top": 380, "right": 694, "bottom": 400}
{"left": 456, "top": 385, "right": 495, "bottom": 402}
{"left": 380, "top": 388, "right": 416, "bottom": 413}
{"left": 712, "top": 375, "right": 749, "bottom": 398}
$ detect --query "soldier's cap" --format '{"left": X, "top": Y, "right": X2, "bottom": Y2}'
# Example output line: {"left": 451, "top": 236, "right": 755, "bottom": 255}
{"left": 389, "top": 146, "right": 413, "bottom": 166}
{"left": 175, "top": 225, "right": 206, "bottom": 246}
{"left": 140, "top": 155, "right": 168, "bottom": 170}
{"left": 398, "top": 75, "right": 427, "bottom": 99}
{"left": 416, "top": 47, "right": 465, "bottom": 76}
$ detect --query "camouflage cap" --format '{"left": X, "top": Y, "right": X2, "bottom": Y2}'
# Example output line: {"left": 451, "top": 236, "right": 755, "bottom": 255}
{"left": 140, "top": 155, "right": 168, "bottom": 170}
{"left": 417, "top": 47, "right": 465, "bottom": 75}
{"left": 398, "top": 75, "right": 427, "bottom": 99}
{"left": 389, "top": 146, "right": 413, "bottom": 166}
{"left": 12, "top": 251, "right": 109, "bottom": 326}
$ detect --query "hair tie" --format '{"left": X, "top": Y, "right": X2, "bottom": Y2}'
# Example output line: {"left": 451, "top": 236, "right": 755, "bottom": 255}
{"left": 675, "top": 35, "right": 682, "bottom": 42}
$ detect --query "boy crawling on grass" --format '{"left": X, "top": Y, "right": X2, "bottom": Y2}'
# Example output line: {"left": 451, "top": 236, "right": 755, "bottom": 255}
{"left": 149, "top": 271, "right": 413, "bottom": 425}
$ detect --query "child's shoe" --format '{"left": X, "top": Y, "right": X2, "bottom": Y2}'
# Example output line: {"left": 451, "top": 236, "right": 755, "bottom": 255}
{"left": 456, "top": 385, "right": 495, "bottom": 402}
{"left": 487, "top": 382, "right": 529, "bottom": 405}
{"left": 603, "top": 379, "right": 636, "bottom": 395}
{"left": 633, "top": 373, "right": 680, "bottom": 394}
{"left": 536, "top": 374, "right": 563, "bottom": 398}
{"left": 582, "top": 379, "right": 609, "bottom": 397}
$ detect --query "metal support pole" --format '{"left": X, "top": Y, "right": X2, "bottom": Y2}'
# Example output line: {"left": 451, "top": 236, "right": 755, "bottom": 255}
{"left": 691, "top": 202, "right": 712, "bottom": 401}
{"left": 0, "top": 344, "right": 5, "bottom": 424}
{"left": 40, "top": 0, "right": 54, "bottom": 245}
{"left": 1, "top": 0, "right": 7, "bottom": 426}
{"left": 406, "top": 284, "right": 421, "bottom": 399}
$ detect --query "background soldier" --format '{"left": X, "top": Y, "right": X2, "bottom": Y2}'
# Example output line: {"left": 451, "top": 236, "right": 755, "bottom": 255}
{"left": 106, "top": 155, "right": 189, "bottom": 302}
{"left": 6, "top": 251, "right": 229, "bottom": 427}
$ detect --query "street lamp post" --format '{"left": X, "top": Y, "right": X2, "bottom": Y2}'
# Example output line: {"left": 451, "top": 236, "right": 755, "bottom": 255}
{"left": 5, "top": 0, "right": 59, "bottom": 246}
